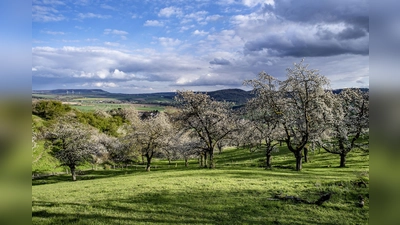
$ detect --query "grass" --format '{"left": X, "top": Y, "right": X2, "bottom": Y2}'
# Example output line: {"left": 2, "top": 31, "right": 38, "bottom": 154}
{"left": 32, "top": 94, "right": 58, "bottom": 99}
{"left": 32, "top": 146, "right": 369, "bottom": 224}
{"left": 69, "top": 103, "right": 165, "bottom": 112}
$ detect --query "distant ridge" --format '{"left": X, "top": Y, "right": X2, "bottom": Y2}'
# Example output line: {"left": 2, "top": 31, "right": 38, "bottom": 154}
{"left": 33, "top": 89, "right": 109, "bottom": 94}
{"left": 32, "top": 88, "right": 368, "bottom": 105}
{"left": 205, "top": 89, "right": 254, "bottom": 105}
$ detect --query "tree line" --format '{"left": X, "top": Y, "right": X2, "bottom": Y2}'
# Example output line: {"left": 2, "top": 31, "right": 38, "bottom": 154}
{"left": 32, "top": 60, "right": 369, "bottom": 181}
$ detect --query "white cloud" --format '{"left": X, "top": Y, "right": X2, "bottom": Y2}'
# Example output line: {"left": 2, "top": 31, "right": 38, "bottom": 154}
{"left": 42, "top": 30, "right": 65, "bottom": 35}
{"left": 40, "top": 0, "right": 65, "bottom": 5}
{"left": 78, "top": 13, "right": 111, "bottom": 19}
{"left": 144, "top": 20, "right": 164, "bottom": 27}
{"left": 158, "top": 7, "right": 182, "bottom": 17}
{"left": 111, "top": 69, "right": 130, "bottom": 79}
{"left": 100, "top": 4, "right": 116, "bottom": 10}
{"left": 104, "top": 29, "right": 129, "bottom": 35}
{"left": 158, "top": 37, "right": 182, "bottom": 47}
{"left": 206, "top": 15, "right": 223, "bottom": 21}
{"left": 242, "top": 0, "right": 275, "bottom": 7}
{"left": 184, "top": 11, "right": 208, "bottom": 22}
{"left": 32, "top": 5, "right": 65, "bottom": 22}
{"left": 104, "top": 42, "right": 120, "bottom": 47}
{"left": 193, "top": 30, "right": 209, "bottom": 35}
{"left": 94, "top": 82, "right": 118, "bottom": 88}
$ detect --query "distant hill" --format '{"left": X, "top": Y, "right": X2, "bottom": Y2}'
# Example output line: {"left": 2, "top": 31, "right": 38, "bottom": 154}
{"left": 32, "top": 88, "right": 368, "bottom": 105}
{"left": 33, "top": 89, "right": 110, "bottom": 95}
{"left": 331, "top": 88, "right": 369, "bottom": 94}
{"left": 206, "top": 89, "right": 254, "bottom": 105}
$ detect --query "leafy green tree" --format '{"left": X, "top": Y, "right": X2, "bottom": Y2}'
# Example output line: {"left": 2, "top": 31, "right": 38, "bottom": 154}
{"left": 32, "top": 100, "right": 72, "bottom": 120}
{"left": 75, "top": 110, "right": 124, "bottom": 136}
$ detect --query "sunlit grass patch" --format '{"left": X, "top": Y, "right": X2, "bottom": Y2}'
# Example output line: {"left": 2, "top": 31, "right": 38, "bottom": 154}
{"left": 33, "top": 144, "right": 368, "bottom": 224}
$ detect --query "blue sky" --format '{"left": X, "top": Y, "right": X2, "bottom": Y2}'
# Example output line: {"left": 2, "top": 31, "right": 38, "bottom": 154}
{"left": 32, "top": 0, "right": 369, "bottom": 93}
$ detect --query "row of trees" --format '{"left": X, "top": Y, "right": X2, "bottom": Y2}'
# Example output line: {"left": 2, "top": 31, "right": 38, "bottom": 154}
{"left": 242, "top": 60, "right": 368, "bottom": 170}
{"left": 33, "top": 60, "right": 369, "bottom": 180}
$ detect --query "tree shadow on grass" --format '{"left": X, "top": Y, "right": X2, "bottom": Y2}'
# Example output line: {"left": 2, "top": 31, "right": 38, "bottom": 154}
{"left": 32, "top": 169, "right": 149, "bottom": 186}
{"left": 32, "top": 188, "right": 365, "bottom": 225}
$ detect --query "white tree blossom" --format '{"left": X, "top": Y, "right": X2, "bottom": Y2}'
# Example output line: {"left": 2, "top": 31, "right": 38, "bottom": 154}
{"left": 45, "top": 119, "right": 107, "bottom": 181}
{"left": 175, "top": 91, "right": 237, "bottom": 168}
{"left": 125, "top": 112, "right": 173, "bottom": 171}
{"left": 318, "top": 88, "right": 369, "bottom": 167}
{"left": 243, "top": 72, "right": 282, "bottom": 168}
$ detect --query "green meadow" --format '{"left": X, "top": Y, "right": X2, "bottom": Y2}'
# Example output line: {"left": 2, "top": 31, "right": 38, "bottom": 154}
{"left": 32, "top": 146, "right": 369, "bottom": 224}
{"left": 68, "top": 103, "right": 164, "bottom": 112}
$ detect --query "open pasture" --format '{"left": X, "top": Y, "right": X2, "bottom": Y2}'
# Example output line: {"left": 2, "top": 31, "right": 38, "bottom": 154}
{"left": 68, "top": 103, "right": 165, "bottom": 112}
{"left": 32, "top": 146, "right": 369, "bottom": 224}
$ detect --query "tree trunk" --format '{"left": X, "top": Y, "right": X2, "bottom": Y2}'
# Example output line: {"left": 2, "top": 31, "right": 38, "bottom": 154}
{"left": 141, "top": 154, "right": 144, "bottom": 165}
{"left": 209, "top": 150, "right": 215, "bottom": 169}
{"left": 204, "top": 151, "right": 208, "bottom": 168}
{"left": 145, "top": 155, "right": 152, "bottom": 172}
{"left": 266, "top": 152, "right": 272, "bottom": 169}
{"left": 70, "top": 165, "right": 76, "bottom": 181}
{"left": 185, "top": 158, "right": 188, "bottom": 167}
{"left": 295, "top": 151, "right": 302, "bottom": 171}
{"left": 304, "top": 147, "right": 308, "bottom": 163}
{"left": 340, "top": 153, "right": 347, "bottom": 167}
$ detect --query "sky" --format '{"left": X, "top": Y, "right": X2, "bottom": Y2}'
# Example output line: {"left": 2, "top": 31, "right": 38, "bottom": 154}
{"left": 32, "top": 0, "right": 369, "bottom": 93}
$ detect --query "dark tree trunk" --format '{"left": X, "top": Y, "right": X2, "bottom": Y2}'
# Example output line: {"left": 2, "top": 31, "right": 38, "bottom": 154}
{"left": 199, "top": 154, "right": 203, "bottom": 167}
{"left": 185, "top": 158, "right": 188, "bottom": 167}
{"left": 209, "top": 149, "right": 215, "bottom": 169}
{"left": 204, "top": 151, "right": 208, "bottom": 168}
{"left": 340, "top": 153, "right": 347, "bottom": 167}
{"left": 70, "top": 165, "right": 76, "bottom": 181}
{"left": 295, "top": 151, "right": 302, "bottom": 171}
{"left": 168, "top": 158, "right": 172, "bottom": 165}
{"left": 304, "top": 147, "right": 308, "bottom": 163}
{"left": 145, "top": 154, "right": 152, "bottom": 171}
{"left": 266, "top": 152, "right": 272, "bottom": 169}
{"left": 141, "top": 154, "right": 145, "bottom": 165}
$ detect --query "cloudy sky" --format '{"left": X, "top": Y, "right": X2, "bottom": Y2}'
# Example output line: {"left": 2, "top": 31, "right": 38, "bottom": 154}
{"left": 32, "top": 0, "right": 369, "bottom": 93}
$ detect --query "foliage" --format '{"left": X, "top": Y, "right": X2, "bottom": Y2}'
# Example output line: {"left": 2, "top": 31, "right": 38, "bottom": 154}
{"left": 32, "top": 100, "right": 72, "bottom": 120}
{"left": 75, "top": 110, "right": 124, "bottom": 137}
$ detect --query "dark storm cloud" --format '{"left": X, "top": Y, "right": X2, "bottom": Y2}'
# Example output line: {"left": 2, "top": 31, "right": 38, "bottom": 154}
{"left": 244, "top": 0, "right": 369, "bottom": 57}
{"left": 336, "top": 27, "right": 367, "bottom": 40}
{"left": 269, "top": 0, "right": 369, "bottom": 31}
{"left": 244, "top": 34, "right": 369, "bottom": 57}
{"left": 209, "top": 58, "right": 231, "bottom": 65}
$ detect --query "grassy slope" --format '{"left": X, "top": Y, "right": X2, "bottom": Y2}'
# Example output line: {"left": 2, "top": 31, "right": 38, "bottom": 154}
{"left": 32, "top": 146, "right": 369, "bottom": 224}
